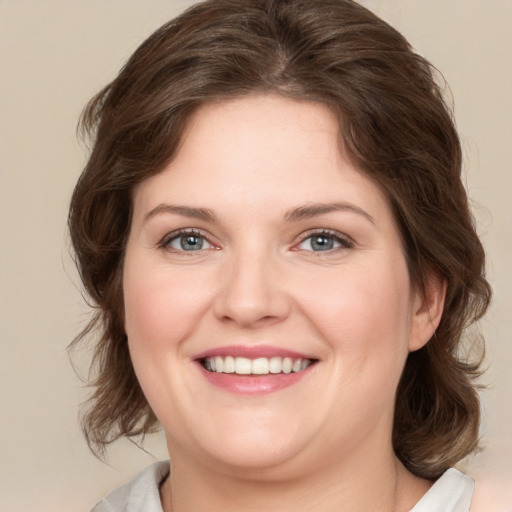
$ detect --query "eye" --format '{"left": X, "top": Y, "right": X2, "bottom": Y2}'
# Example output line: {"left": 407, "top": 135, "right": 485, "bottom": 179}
{"left": 161, "top": 230, "right": 215, "bottom": 252}
{"left": 295, "top": 231, "right": 353, "bottom": 252}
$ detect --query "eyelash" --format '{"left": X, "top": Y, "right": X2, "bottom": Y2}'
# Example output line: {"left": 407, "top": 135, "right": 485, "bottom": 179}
{"left": 293, "top": 229, "right": 354, "bottom": 253}
{"left": 159, "top": 229, "right": 217, "bottom": 254}
{"left": 158, "top": 228, "right": 354, "bottom": 254}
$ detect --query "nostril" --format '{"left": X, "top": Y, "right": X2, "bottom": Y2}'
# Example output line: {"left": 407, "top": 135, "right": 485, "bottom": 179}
{"left": 219, "top": 312, "right": 284, "bottom": 329}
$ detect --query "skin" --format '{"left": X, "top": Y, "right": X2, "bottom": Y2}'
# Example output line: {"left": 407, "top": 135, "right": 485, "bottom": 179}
{"left": 123, "top": 94, "right": 446, "bottom": 511}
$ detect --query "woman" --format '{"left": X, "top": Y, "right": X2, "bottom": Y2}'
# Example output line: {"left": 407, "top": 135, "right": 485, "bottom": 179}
{"left": 68, "top": 0, "right": 491, "bottom": 510}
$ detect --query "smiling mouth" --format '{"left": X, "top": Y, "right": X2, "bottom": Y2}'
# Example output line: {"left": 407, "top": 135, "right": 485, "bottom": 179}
{"left": 200, "top": 356, "right": 315, "bottom": 375}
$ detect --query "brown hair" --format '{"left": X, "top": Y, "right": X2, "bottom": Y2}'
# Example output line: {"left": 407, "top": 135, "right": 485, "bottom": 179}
{"left": 69, "top": 0, "right": 491, "bottom": 479}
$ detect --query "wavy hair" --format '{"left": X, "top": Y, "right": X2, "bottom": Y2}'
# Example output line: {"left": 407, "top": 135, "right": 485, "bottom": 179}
{"left": 69, "top": 0, "right": 491, "bottom": 479}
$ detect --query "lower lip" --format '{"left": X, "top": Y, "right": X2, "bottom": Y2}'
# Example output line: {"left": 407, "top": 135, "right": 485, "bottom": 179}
{"left": 198, "top": 364, "right": 312, "bottom": 394}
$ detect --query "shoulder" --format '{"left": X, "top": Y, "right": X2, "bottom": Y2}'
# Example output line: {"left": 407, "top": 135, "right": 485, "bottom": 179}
{"left": 89, "top": 461, "right": 170, "bottom": 512}
{"left": 411, "top": 468, "right": 474, "bottom": 512}
{"left": 470, "top": 475, "right": 512, "bottom": 512}
{"left": 461, "top": 441, "right": 512, "bottom": 512}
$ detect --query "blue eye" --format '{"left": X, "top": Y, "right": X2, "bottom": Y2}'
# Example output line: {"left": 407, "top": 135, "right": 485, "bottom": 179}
{"left": 297, "top": 231, "right": 352, "bottom": 252}
{"left": 164, "top": 231, "right": 213, "bottom": 252}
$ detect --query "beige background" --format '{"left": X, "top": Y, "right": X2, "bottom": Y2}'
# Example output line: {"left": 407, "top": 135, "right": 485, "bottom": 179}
{"left": 0, "top": 1, "right": 510, "bottom": 510}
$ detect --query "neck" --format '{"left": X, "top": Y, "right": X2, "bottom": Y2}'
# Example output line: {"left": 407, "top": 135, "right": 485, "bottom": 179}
{"left": 160, "top": 442, "right": 431, "bottom": 512}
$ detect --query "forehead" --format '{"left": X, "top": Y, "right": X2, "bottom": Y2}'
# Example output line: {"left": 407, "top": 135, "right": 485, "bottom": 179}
{"left": 131, "top": 94, "right": 393, "bottom": 225}
{"left": 180, "top": 93, "right": 343, "bottom": 173}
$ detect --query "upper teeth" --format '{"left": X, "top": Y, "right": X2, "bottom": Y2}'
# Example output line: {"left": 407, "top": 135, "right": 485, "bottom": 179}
{"left": 203, "top": 356, "right": 311, "bottom": 375}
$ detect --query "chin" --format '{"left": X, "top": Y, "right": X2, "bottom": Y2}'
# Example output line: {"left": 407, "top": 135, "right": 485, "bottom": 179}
{"left": 166, "top": 410, "right": 316, "bottom": 475}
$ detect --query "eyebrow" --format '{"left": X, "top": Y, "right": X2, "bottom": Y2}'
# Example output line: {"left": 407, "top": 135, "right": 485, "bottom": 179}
{"left": 144, "top": 201, "right": 374, "bottom": 225}
{"left": 285, "top": 202, "right": 375, "bottom": 224}
{"left": 145, "top": 204, "right": 215, "bottom": 222}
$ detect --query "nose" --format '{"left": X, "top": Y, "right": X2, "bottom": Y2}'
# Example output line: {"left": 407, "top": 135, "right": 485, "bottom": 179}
{"left": 213, "top": 249, "right": 291, "bottom": 329}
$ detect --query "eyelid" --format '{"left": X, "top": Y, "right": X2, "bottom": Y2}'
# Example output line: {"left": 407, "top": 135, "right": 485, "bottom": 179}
{"left": 292, "top": 229, "right": 354, "bottom": 251}
{"left": 158, "top": 228, "right": 220, "bottom": 252}
{"left": 157, "top": 227, "right": 353, "bottom": 253}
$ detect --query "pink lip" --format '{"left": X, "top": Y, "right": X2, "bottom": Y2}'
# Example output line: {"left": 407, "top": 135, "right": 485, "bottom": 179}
{"left": 193, "top": 344, "right": 315, "bottom": 360}
{"left": 192, "top": 345, "right": 317, "bottom": 395}
{"left": 197, "top": 363, "right": 314, "bottom": 395}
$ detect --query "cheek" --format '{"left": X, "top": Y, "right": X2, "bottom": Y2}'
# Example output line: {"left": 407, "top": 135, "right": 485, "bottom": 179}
{"left": 122, "top": 258, "right": 215, "bottom": 418}
{"left": 122, "top": 257, "right": 212, "bottom": 353}
{"left": 297, "top": 257, "right": 413, "bottom": 364}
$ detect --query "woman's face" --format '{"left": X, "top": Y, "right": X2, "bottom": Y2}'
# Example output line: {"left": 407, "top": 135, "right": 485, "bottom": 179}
{"left": 123, "top": 94, "right": 436, "bottom": 476}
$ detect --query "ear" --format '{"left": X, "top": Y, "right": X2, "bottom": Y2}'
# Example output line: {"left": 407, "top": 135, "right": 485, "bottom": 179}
{"left": 409, "top": 272, "right": 447, "bottom": 352}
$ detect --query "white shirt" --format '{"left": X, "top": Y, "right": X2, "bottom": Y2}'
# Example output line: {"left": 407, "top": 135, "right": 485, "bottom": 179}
{"left": 90, "top": 461, "right": 474, "bottom": 512}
